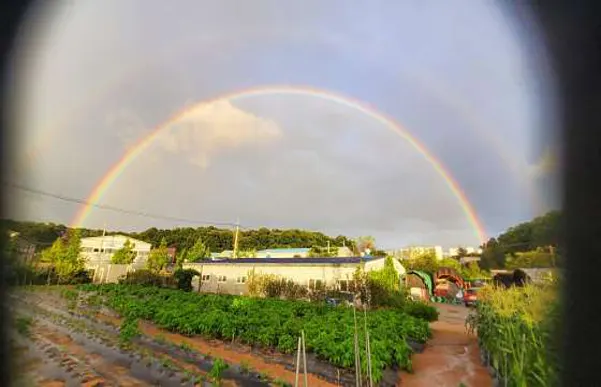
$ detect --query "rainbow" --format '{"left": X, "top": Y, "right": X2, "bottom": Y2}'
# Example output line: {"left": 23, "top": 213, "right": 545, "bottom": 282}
{"left": 71, "top": 85, "right": 488, "bottom": 243}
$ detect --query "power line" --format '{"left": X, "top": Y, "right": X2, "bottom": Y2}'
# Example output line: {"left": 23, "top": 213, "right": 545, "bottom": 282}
{"left": 4, "top": 181, "right": 243, "bottom": 228}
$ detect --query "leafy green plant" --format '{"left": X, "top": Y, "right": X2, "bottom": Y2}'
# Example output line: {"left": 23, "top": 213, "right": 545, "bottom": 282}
{"left": 118, "top": 317, "right": 140, "bottom": 345}
{"left": 78, "top": 284, "right": 431, "bottom": 383}
{"left": 209, "top": 358, "right": 229, "bottom": 385}
{"left": 273, "top": 378, "right": 292, "bottom": 387}
{"left": 403, "top": 301, "right": 439, "bottom": 322}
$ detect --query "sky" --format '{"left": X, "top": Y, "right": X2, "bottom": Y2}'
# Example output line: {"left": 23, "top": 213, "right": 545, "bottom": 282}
{"left": 6, "top": 1, "right": 559, "bottom": 249}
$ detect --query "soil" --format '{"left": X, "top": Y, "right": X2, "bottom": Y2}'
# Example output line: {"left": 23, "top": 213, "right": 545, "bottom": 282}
{"left": 398, "top": 304, "right": 492, "bottom": 387}
{"left": 11, "top": 287, "right": 491, "bottom": 387}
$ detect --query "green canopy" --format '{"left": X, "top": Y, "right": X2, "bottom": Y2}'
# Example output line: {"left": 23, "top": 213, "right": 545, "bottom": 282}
{"left": 407, "top": 270, "right": 433, "bottom": 296}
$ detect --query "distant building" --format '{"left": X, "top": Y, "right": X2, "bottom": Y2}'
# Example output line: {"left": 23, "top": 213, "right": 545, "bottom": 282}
{"left": 80, "top": 235, "right": 151, "bottom": 268}
{"left": 183, "top": 256, "right": 406, "bottom": 296}
{"left": 393, "top": 246, "right": 444, "bottom": 261}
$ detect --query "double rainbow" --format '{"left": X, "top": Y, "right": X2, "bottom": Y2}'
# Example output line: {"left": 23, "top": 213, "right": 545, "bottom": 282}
{"left": 70, "top": 85, "right": 488, "bottom": 243}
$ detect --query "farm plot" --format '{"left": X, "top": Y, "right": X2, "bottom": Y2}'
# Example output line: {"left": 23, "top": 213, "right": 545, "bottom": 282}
{"left": 11, "top": 288, "right": 274, "bottom": 387}
{"left": 11, "top": 285, "right": 432, "bottom": 386}
{"left": 76, "top": 284, "right": 432, "bottom": 384}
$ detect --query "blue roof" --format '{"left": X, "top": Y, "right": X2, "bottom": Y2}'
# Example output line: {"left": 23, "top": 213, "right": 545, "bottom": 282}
{"left": 192, "top": 256, "right": 380, "bottom": 265}
{"left": 257, "top": 248, "right": 310, "bottom": 253}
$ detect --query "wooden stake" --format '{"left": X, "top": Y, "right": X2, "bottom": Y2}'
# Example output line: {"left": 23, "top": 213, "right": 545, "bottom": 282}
{"left": 295, "top": 336, "right": 302, "bottom": 387}
{"left": 353, "top": 306, "right": 362, "bottom": 387}
{"left": 364, "top": 307, "right": 372, "bottom": 387}
{"left": 302, "top": 330, "right": 308, "bottom": 387}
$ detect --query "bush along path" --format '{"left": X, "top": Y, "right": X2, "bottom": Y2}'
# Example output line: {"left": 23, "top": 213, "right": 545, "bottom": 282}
{"left": 399, "top": 304, "right": 492, "bottom": 387}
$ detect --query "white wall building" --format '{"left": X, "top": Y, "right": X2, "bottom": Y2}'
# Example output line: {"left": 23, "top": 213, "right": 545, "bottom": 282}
{"left": 80, "top": 235, "right": 151, "bottom": 268}
{"left": 183, "top": 256, "right": 406, "bottom": 295}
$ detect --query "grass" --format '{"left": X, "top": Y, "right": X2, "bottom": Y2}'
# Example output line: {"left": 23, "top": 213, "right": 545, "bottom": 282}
{"left": 209, "top": 358, "right": 229, "bottom": 386}
{"left": 467, "top": 282, "right": 560, "bottom": 386}
{"left": 273, "top": 378, "right": 292, "bottom": 387}
{"left": 15, "top": 316, "right": 33, "bottom": 337}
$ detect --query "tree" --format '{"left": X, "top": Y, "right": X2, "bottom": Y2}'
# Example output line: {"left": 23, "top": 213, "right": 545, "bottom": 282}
{"left": 406, "top": 251, "right": 439, "bottom": 273}
{"left": 188, "top": 238, "right": 211, "bottom": 262}
{"left": 175, "top": 247, "right": 188, "bottom": 269}
{"left": 460, "top": 262, "right": 490, "bottom": 280}
{"left": 505, "top": 248, "right": 557, "bottom": 269}
{"left": 111, "top": 239, "right": 137, "bottom": 264}
{"left": 355, "top": 236, "right": 376, "bottom": 255}
{"left": 237, "top": 249, "right": 257, "bottom": 258}
{"left": 456, "top": 247, "right": 468, "bottom": 258}
{"left": 146, "top": 238, "right": 169, "bottom": 273}
{"left": 307, "top": 245, "right": 339, "bottom": 257}
{"left": 41, "top": 237, "right": 65, "bottom": 263}
{"left": 41, "top": 230, "right": 85, "bottom": 283}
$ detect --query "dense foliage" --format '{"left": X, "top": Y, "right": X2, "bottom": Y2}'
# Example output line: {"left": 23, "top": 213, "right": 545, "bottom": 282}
{"left": 480, "top": 211, "right": 560, "bottom": 269}
{"left": 111, "top": 238, "right": 137, "bottom": 264}
{"left": 173, "top": 268, "right": 200, "bottom": 292}
{"left": 2, "top": 219, "right": 357, "bottom": 256}
{"left": 466, "top": 282, "right": 560, "bottom": 386}
{"left": 79, "top": 284, "right": 432, "bottom": 382}
{"left": 146, "top": 238, "right": 170, "bottom": 272}
{"left": 405, "top": 253, "right": 490, "bottom": 280}
{"left": 118, "top": 269, "right": 177, "bottom": 288}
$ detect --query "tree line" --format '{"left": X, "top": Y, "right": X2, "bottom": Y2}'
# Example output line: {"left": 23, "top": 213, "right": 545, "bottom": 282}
{"left": 479, "top": 210, "right": 561, "bottom": 269}
{"left": 1, "top": 219, "right": 358, "bottom": 255}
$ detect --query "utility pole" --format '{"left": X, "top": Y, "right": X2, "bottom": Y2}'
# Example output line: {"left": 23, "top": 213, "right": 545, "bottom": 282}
{"left": 100, "top": 222, "right": 107, "bottom": 258}
{"left": 232, "top": 219, "right": 240, "bottom": 258}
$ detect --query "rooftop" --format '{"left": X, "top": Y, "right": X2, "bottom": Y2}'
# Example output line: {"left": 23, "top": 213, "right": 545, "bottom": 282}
{"left": 257, "top": 248, "right": 310, "bottom": 253}
{"left": 189, "top": 256, "right": 380, "bottom": 265}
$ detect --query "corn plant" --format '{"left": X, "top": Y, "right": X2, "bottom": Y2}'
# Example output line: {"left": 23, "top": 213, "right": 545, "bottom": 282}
{"left": 467, "top": 283, "right": 560, "bottom": 387}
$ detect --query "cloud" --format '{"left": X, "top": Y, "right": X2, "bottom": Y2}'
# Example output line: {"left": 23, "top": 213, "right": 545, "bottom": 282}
{"left": 153, "top": 100, "right": 282, "bottom": 168}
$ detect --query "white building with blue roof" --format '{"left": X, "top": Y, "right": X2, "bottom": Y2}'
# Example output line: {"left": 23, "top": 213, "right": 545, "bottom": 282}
{"left": 183, "top": 256, "right": 405, "bottom": 296}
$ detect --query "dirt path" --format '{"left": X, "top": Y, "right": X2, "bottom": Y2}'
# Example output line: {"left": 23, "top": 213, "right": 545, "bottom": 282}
{"left": 398, "top": 304, "right": 492, "bottom": 387}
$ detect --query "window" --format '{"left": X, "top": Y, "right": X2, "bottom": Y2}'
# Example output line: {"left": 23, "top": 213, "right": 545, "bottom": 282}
{"left": 217, "top": 275, "right": 227, "bottom": 283}
{"left": 309, "top": 279, "right": 324, "bottom": 290}
{"left": 236, "top": 276, "right": 247, "bottom": 284}
{"left": 93, "top": 248, "right": 99, "bottom": 252}
{"left": 201, "top": 274, "right": 211, "bottom": 281}
{"left": 338, "top": 279, "right": 349, "bottom": 292}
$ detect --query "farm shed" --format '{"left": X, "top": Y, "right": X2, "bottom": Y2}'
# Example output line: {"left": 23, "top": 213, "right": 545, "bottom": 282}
{"left": 182, "top": 256, "right": 406, "bottom": 295}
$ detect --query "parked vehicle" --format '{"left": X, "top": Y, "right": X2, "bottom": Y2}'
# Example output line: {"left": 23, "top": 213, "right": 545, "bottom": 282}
{"left": 463, "top": 287, "right": 480, "bottom": 307}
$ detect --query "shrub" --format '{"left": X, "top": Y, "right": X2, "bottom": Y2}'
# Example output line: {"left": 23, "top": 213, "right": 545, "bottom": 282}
{"left": 173, "top": 269, "right": 199, "bottom": 292}
{"left": 118, "top": 270, "right": 177, "bottom": 288}
{"left": 403, "top": 301, "right": 439, "bottom": 322}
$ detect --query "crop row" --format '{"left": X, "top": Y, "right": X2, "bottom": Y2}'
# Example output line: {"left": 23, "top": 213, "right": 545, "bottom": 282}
{"left": 467, "top": 284, "right": 560, "bottom": 387}
{"left": 78, "top": 284, "right": 431, "bottom": 382}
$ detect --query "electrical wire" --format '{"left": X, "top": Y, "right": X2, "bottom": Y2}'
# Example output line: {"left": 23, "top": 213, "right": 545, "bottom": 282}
{"left": 3, "top": 181, "right": 243, "bottom": 228}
